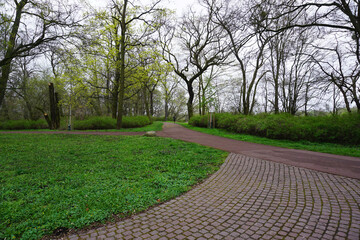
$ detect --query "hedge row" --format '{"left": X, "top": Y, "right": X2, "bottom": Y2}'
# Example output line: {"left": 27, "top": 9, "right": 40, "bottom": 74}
{"left": 72, "top": 116, "right": 151, "bottom": 130}
{"left": 0, "top": 119, "right": 48, "bottom": 130}
{"left": 189, "top": 113, "right": 360, "bottom": 145}
{"left": 0, "top": 116, "right": 151, "bottom": 130}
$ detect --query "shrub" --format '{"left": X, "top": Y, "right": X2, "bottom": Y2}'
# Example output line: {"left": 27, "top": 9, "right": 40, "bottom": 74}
{"left": 73, "top": 116, "right": 150, "bottom": 130}
{"left": 189, "top": 115, "right": 208, "bottom": 127}
{"left": 121, "top": 116, "right": 151, "bottom": 128}
{"left": 73, "top": 116, "right": 116, "bottom": 130}
{"left": 0, "top": 119, "right": 48, "bottom": 130}
{"left": 189, "top": 113, "right": 360, "bottom": 145}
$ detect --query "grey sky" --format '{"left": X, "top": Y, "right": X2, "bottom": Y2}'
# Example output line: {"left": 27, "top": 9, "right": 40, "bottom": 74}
{"left": 87, "top": 0, "right": 198, "bottom": 16}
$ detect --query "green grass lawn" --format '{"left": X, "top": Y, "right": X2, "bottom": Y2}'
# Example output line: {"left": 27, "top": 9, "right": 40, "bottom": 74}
{"left": 179, "top": 123, "right": 360, "bottom": 158}
{"left": 0, "top": 133, "right": 227, "bottom": 240}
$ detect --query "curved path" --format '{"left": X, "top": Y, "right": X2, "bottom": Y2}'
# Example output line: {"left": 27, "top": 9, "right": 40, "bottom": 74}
{"left": 64, "top": 153, "right": 360, "bottom": 240}
{"left": 2, "top": 123, "right": 360, "bottom": 239}
{"left": 158, "top": 123, "right": 360, "bottom": 180}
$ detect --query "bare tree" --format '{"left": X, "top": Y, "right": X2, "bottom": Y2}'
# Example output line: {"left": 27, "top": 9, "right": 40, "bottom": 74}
{"left": 204, "top": 0, "right": 270, "bottom": 115}
{"left": 313, "top": 44, "right": 360, "bottom": 112}
{"left": 160, "top": 7, "right": 229, "bottom": 119}
{"left": 262, "top": 0, "right": 360, "bottom": 112}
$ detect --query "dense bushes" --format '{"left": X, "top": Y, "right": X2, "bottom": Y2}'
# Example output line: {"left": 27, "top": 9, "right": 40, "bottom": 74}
{"left": 0, "top": 116, "right": 151, "bottom": 130}
{"left": 73, "top": 116, "right": 151, "bottom": 130}
{"left": 190, "top": 113, "right": 360, "bottom": 145}
{"left": 0, "top": 119, "right": 48, "bottom": 130}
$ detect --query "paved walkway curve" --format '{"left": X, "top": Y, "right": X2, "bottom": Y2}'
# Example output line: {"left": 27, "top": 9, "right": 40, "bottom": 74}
{"left": 63, "top": 153, "right": 360, "bottom": 240}
{"left": 158, "top": 123, "right": 360, "bottom": 180}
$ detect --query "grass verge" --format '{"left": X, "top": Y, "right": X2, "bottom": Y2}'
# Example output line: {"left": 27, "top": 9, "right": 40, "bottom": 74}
{"left": 0, "top": 133, "right": 227, "bottom": 240}
{"left": 179, "top": 123, "right": 360, "bottom": 158}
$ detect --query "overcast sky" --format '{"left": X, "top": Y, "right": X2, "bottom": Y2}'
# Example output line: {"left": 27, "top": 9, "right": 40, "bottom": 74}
{"left": 87, "top": 0, "right": 199, "bottom": 16}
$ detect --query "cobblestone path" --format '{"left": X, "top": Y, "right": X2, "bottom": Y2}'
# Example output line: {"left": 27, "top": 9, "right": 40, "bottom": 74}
{"left": 64, "top": 153, "right": 360, "bottom": 240}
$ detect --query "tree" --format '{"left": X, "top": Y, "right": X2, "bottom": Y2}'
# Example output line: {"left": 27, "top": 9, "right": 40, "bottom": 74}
{"left": 197, "top": 65, "right": 222, "bottom": 115}
{"left": 160, "top": 7, "right": 229, "bottom": 119}
{"left": 262, "top": 0, "right": 360, "bottom": 112}
{"left": 5, "top": 55, "right": 51, "bottom": 120}
{"left": 0, "top": 0, "right": 81, "bottom": 109}
{"left": 160, "top": 73, "right": 179, "bottom": 121}
{"left": 204, "top": 0, "right": 269, "bottom": 115}
{"left": 313, "top": 44, "right": 360, "bottom": 112}
{"left": 109, "top": 0, "right": 163, "bottom": 128}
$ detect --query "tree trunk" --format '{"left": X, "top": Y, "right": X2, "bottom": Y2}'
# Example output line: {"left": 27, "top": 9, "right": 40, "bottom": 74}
{"left": 116, "top": 0, "right": 128, "bottom": 129}
{"left": 150, "top": 91, "right": 154, "bottom": 116}
{"left": 0, "top": 0, "right": 26, "bottom": 108}
{"left": 43, "top": 113, "right": 52, "bottom": 129}
{"left": 112, "top": 63, "right": 120, "bottom": 119}
{"left": 55, "top": 92, "right": 61, "bottom": 128}
{"left": 0, "top": 65, "right": 11, "bottom": 110}
{"left": 304, "top": 83, "right": 309, "bottom": 116}
{"left": 143, "top": 88, "right": 152, "bottom": 123}
{"left": 352, "top": 80, "right": 360, "bottom": 112}
{"left": 198, "top": 81, "right": 202, "bottom": 115}
{"left": 274, "top": 80, "right": 279, "bottom": 114}
{"left": 49, "top": 83, "right": 56, "bottom": 129}
{"left": 187, "top": 82, "right": 194, "bottom": 119}
{"left": 164, "top": 99, "right": 169, "bottom": 121}
{"left": 202, "top": 93, "right": 206, "bottom": 115}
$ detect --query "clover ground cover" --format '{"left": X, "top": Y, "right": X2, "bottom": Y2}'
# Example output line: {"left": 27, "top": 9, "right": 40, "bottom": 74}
{"left": 0, "top": 134, "right": 226, "bottom": 239}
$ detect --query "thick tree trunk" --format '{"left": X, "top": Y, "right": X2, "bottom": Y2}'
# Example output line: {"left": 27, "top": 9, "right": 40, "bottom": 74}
{"left": 202, "top": 93, "right": 206, "bottom": 115}
{"left": 0, "top": 1, "right": 26, "bottom": 108}
{"left": 352, "top": 82, "right": 360, "bottom": 112}
{"left": 187, "top": 82, "right": 194, "bottom": 119}
{"left": 150, "top": 91, "right": 154, "bottom": 116}
{"left": 48, "top": 83, "right": 60, "bottom": 129}
{"left": 164, "top": 99, "right": 169, "bottom": 121}
{"left": 116, "top": 0, "right": 128, "bottom": 129}
{"left": 0, "top": 65, "right": 11, "bottom": 109}
{"left": 49, "top": 83, "right": 56, "bottom": 129}
{"left": 55, "top": 92, "right": 61, "bottom": 128}
{"left": 43, "top": 113, "right": 52, "bottom": 129}
{"left": 112, "top": 66, "right": 120, "bottom": 119}
{"left": 338, "top": 86, "right": 352, "bottom": 113}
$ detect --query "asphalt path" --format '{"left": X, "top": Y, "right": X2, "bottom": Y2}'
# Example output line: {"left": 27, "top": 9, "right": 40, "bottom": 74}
{"left": 157, "top": 122, "right": 360, "bottom": 180}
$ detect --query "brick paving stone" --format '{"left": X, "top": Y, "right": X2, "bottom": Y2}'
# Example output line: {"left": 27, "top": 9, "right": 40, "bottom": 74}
{"left": 61, "top": 153, "right": 360, "bottom": 240}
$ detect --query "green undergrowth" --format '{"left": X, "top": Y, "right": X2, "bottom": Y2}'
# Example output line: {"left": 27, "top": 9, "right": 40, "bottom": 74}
{"left": 0, "top": 116, "right": 160, "bottom": 131}
{"left": 180, "top": 123, "right": 360, "bottom": 158}
{"left": 0, "top": 134, "right": 227, "bottom": 240}
{"left": 73, "top": 116, "right": 150, "bottom": 130}
{"left": 83, "top": 121, "right": 163, "bottom": 132}
{"left": 0, "top": 119, "right": 48, "bottom": 130}
{"left": 189, "top": 113, "right": 360, "bottom": 145}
